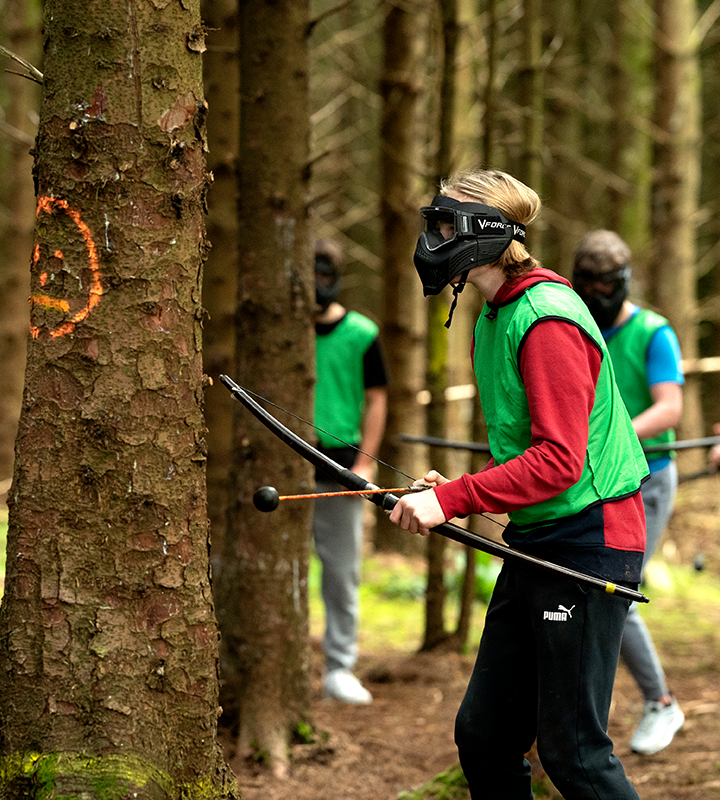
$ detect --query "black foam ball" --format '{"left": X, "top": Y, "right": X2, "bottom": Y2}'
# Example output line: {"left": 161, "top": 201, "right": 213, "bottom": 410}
{"left": 253, "top": 485, "right": 280, "bottom": 512}
{"left": 694, "top": 552, "right": 705, "bottom": 572}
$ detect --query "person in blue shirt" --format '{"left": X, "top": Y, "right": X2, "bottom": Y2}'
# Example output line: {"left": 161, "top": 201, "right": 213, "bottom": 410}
{"left": 573, "top": 230, "right": 685, "bottom": 756}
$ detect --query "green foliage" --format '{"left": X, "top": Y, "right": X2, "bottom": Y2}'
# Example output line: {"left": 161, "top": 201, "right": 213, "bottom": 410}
{"left": 0, "top": 751, "right": 240, "bottom": 800}
{"left": 293, "top": 720, "right": 315, "bottom": 745}
{"left": 446, "top": 551, "right": 501, "bottom": 606}
{"left": 395, "top": 763, "right": 468, "bottom": 800}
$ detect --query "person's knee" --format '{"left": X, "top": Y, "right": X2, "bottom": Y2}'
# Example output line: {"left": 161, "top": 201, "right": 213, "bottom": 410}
{"left": 455, "top": 703, "right": 491, "bottom": 753}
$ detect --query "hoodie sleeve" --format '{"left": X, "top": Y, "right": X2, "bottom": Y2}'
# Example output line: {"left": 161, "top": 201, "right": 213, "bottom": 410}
{"left": 434, "top": 319, "right": 603, "bottom": 518}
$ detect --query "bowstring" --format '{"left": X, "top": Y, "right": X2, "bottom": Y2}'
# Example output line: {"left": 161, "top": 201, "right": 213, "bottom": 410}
{"left": 240, "top": 387, "right": 629, "bottom": 588}
{"left": 239, "top": 386, "right": 417, "bottom": 484}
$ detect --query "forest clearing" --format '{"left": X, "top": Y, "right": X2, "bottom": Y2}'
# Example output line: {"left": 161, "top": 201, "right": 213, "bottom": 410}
{"left": 217, "top": 472, "right": 720, "bottom": 800}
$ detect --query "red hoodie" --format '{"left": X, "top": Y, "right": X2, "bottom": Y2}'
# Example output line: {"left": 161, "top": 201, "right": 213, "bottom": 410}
{"left": 434, "top": 268, "right": 646, "bottom": 582}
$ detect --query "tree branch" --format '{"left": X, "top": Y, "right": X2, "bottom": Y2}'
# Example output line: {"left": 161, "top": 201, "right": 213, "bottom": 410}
{"left": 0, "top": 44, "right": 43, "bottom": 84}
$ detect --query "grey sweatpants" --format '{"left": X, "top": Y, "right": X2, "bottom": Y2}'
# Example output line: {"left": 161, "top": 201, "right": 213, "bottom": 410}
{"left": 312, "top": 478, "right": 365, "bottom": 672}
{"left": 620, "top": 460, "right": 677, "bottom": 701}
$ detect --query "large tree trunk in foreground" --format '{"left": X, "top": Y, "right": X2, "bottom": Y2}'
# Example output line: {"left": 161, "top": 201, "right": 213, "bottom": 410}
{"left": 0, "top": 1, "right": 236, "bottom": 797}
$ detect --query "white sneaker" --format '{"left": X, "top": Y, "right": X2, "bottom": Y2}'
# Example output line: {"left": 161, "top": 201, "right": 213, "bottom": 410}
{"left": 323, "top": 668, "right": 372, "bottom": 705}
{"left": 630, "top": 697, "right": 685, "bottom": 755}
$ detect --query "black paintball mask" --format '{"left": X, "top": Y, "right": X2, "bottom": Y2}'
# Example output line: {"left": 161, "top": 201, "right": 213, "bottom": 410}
{"left": 572, "top": 264, "right": 631, "bottom": 329}
{"left": 414, "top": 195, "right": 527, "bottom": 327}
{"left": 315, "top": 255, "right": 341, "bottom": 312}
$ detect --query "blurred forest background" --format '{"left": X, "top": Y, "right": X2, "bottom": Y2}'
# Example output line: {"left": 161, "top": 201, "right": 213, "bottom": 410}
{"left": 1, "top": 0, "right": 720, "bottom": 796}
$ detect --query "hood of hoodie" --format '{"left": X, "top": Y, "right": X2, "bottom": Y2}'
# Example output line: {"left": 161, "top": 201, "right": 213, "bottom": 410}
{"left": 490, "top": 267, "right": 572, "bottom": 308}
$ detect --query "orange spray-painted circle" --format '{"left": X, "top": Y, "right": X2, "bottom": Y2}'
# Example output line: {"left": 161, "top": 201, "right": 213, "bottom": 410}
{"left": 30, "top": 197, "right": 103, "bottom": 339}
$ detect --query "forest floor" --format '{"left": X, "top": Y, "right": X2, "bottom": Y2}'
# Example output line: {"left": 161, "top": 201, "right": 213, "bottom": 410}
{"left": 222, "top": 471, "right": 720, "bottom": 800}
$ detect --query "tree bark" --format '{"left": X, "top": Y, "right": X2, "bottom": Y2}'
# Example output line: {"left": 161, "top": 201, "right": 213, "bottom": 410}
{"left": 0, "top": 0, "right": 41, "bottom": 483}
{"left": 0, "top": 1, "right": 236, "bottom": 797}
{"left": 216, "top": 0, "right": 314, "bottom": 778}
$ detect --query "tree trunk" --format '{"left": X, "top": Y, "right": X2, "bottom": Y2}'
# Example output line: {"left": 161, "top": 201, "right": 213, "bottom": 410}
{"left": 608, "top": 0, "right": 652, "bottom": 259}
{"left": 201, "top": 0, "right": 239, "bottom": 579}
{"left": 422, "top": 0, "right": 458, "bottom": 652}
{"left": 544, "top": 0, "right": 585, "bottom": 276}
{"left": 0, "top": 0, "right": 41, "bottom": 483}
{"left": 480, "top": 0, "right": 498, "bottom": 168}
{"left": 0, "top": 1, "right": 236, "bottom": 797}
{"left": 651, "top": 0, "right": 704, "bottom": 465}
{"left": 519, "top": 0, "right": 543, "bottom": 198}
{"left": 216, "top": 0, "right": 314, "bottom": 778}
{"left": 375, "top": 0, "right": 425, "bottom": 554}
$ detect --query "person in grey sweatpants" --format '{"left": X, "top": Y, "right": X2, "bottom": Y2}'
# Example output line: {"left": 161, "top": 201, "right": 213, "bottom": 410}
{"left": 621, "top": 463, "right": 677, "bottom": 703}
{"left": 313, "top": 239, "right": 388, "bottom": 705}
{"left": 313, "top": 487, "right": 364, "bottom": 675}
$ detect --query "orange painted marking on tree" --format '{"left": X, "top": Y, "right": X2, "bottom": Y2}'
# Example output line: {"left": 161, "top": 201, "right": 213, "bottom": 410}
{"left": 29, "top": 197, "right": 103, "bottom": 339}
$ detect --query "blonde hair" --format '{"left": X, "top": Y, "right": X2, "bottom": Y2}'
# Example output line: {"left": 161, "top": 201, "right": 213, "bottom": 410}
{"left": 440, "top": 168, "right": 542, "bottom": 279}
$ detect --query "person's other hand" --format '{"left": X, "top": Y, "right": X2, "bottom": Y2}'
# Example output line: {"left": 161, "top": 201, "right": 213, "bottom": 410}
{"left": 389, "top": 486, "right": 447, "bottom": 536}
{"left": 414, "top": 469, "right": 450, "bottom": 488}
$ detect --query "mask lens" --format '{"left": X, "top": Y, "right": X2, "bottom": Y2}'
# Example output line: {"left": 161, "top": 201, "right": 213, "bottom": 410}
{"left": 573, "top": 267, "right": 626, "bottom": 293}
{"left": 421, "top": 208, "right": 458, "bottom": 250}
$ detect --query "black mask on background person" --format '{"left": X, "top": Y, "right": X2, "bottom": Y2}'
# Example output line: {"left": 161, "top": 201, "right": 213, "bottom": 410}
{"left": 573, "top": 266, "right": 631, "bottom": 329}
{"left": 315, "top": 256, "right": 341, "bottom": 312}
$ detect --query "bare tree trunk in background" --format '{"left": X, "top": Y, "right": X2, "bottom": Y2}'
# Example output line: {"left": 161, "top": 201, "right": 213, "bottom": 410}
{"left": 0, "top": 0, "right": 41, "bottom": 484}
{"left": 544, "top": 0, "right": 585, "bottom": 276}
{"left": 375, "top": 0, "right": 425, "bottom": 553}
{"left": 217, "top": 0, "right": 314, "bottom": 778}
{"left": 422, "top": 0, "right": 458, "bottom": 651}
{"left": 480, "top": 0, "right": 498, "bottom": 168}
{"left": 201, "top": 0, "right": 239, "bottom": 578}
{"left": 651, "top": 0, "right": 704, "bottom": 467}
{"left": 519, "top": 0, "right": 543, "bottom": 212}
{"left": 0, "top": 1, "right": 237, "bottom": 796}
{"left": 608, "top": 0, "right": 652, "bottom": 263}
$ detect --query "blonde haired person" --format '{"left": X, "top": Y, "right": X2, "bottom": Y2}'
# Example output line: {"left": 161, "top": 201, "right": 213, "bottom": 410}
{"left": 390, "top": 168, "right": 647, "bottom": 799}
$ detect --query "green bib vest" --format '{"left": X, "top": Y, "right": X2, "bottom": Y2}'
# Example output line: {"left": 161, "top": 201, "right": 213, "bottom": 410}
{"left": 605, "top": 309, "right": 676, "bottom": 461}
{"left": 474, "top": 281, "right": 648, "bottom": 531}
{"left": 315, "top": 311, "right": 379, "bottom": 448}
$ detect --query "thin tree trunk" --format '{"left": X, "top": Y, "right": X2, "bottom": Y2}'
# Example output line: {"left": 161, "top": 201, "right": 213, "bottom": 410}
{"left": 0, "top": 1, "right": 236, "bottom": 796}
{"left": 217, "top": 0, "right": 313, "bottom": 778}
{"left": 651, "top": 0, "right": 704, "bottom": 466}
{"left": 423, "top": 0, "right": 458, "bottom": 652}
{"left": 201, "top": 0, "right": 239, "bottom": 579}
{"left": 519, "top": 0, "right": 543, "bottom": 197}
{"left": 375, "top": 0, "right": 425, "bottom": 553}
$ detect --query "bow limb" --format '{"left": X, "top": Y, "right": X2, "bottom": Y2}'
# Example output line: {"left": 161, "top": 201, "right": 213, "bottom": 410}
{"left": 220, "top": 375, "right": 648, "bottom": 604}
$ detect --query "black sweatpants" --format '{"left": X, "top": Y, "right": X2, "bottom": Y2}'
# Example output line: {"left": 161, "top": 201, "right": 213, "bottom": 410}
{"left": 455, "top": 562, "right": 641, "bottom": 800}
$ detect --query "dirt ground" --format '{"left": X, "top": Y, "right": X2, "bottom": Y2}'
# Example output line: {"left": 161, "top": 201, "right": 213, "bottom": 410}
{"left": 223, "top": 473, "right": 720, "bottom": 800}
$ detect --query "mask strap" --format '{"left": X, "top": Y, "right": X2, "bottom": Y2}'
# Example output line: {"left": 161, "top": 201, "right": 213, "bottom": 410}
{"left": 444, "top": 273, "right": 468, "bottom": 329}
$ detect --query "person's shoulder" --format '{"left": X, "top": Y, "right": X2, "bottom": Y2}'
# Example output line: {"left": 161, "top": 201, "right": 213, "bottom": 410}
{"left": 634, "top": 305, "right": 671, "bottom": 330}
{"left": 345, "top": 310, "right": 379, "bottom": 336}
